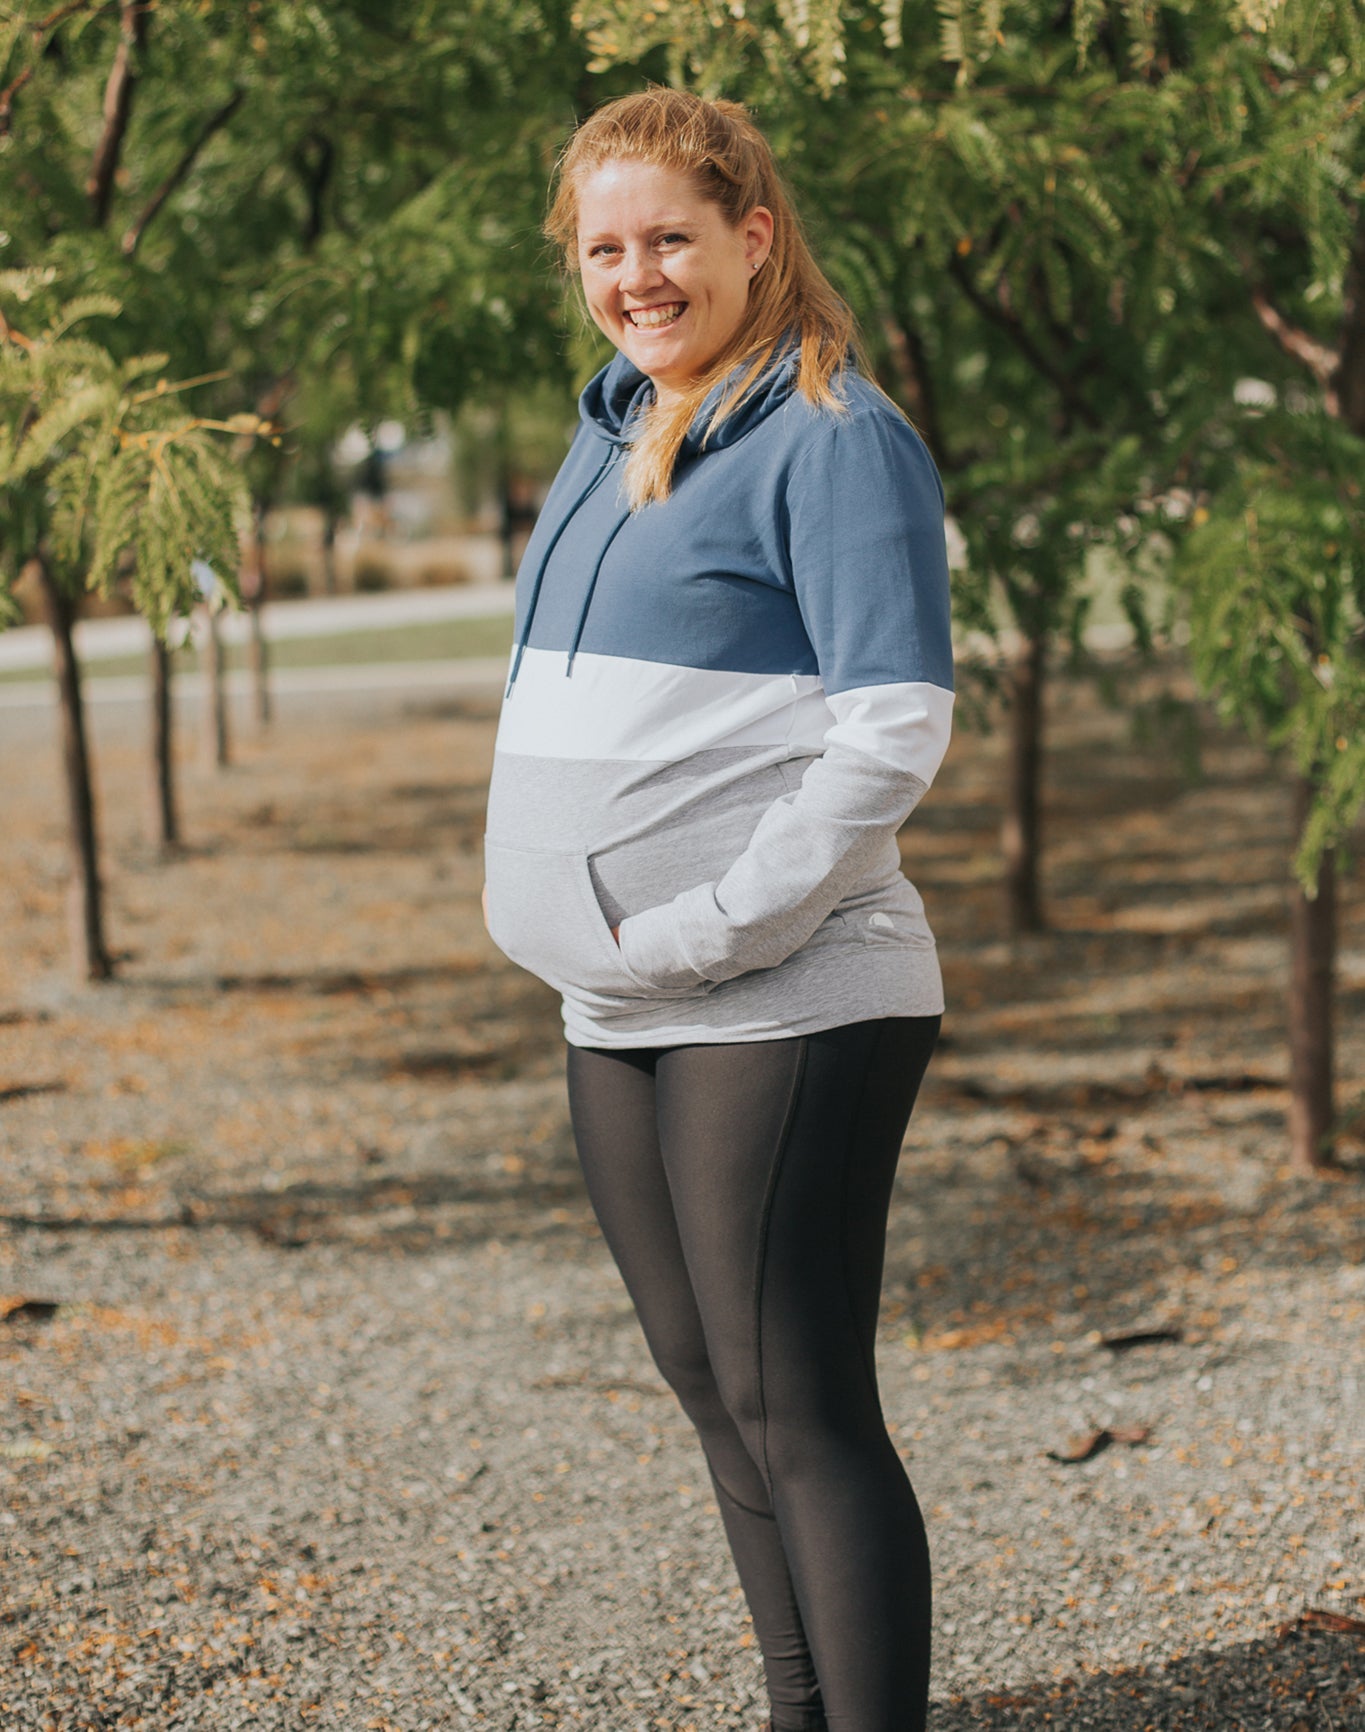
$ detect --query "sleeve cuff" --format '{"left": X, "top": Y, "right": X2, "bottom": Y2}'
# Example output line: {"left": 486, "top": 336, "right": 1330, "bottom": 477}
{"left": 615, "top": 883, "right": 731, "bottom": 991}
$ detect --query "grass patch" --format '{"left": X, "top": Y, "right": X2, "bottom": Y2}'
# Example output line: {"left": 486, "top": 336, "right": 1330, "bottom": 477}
{"left": 0, "top": 614, "right": 515, "bottom": 686}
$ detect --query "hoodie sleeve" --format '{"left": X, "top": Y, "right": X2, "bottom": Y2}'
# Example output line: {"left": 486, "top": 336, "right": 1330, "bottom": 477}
{"left": 615, "top": 402, "right": 955, "bottom": 992}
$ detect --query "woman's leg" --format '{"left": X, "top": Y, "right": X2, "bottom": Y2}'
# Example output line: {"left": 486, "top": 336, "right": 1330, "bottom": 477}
{"left": 565, "top": 1042, "right": 826, "bottom": 1729}
{"left": 652, "top": 1016, "right": 940, "bottom": 1732}
{"left": 566, "top": 1016, "right": 940, "bottom": 1732}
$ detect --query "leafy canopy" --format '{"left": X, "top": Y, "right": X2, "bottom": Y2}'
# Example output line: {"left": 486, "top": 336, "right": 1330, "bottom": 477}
{"left": 0, "top": 271, "right": 270, "bottom": 632}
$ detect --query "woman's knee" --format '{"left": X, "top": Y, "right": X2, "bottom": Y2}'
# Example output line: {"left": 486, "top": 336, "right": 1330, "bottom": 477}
{"left": 648, "top": 1335, "right": 731, "bottom": 1426}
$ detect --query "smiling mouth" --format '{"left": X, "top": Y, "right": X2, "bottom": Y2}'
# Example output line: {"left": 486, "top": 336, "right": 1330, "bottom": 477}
{"left": 625, "top": 303, "right": 685, "bottom": 330}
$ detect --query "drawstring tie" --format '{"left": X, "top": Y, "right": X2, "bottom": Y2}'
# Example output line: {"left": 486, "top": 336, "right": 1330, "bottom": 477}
{"left": 565, "top": 510, "right": 630, "bottom": 677}
{"left": 504, "top": 449, "right": 619, "bottom": 698}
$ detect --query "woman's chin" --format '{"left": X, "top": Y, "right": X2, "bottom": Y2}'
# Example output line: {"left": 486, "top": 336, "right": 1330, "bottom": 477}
{"left": 619, "top": 326, "right": 694, "bottom": 377}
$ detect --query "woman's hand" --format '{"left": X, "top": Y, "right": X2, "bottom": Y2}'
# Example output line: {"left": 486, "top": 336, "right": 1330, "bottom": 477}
{"left": 481, "top": 882, "right": 489, "bottom": 932}
{"left": 610, "top": 924, "right": 621, "bottom": 946}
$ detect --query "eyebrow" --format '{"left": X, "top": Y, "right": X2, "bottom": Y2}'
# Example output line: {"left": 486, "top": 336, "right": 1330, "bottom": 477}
{"left": 579, "top": 218, "right": 697, "bottom": 243}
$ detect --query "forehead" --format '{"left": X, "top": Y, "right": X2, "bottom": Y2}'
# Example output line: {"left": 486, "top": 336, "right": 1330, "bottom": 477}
{"left": 574, "top": 158, "right": 719, "bottom": 238}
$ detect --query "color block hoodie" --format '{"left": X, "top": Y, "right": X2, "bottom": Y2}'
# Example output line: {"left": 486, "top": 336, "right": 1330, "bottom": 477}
{"left": 482, "top": 342, "right": 954, "bottom": 1048}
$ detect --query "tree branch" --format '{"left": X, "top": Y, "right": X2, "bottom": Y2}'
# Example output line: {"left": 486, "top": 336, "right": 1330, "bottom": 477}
{"left": 36, "top": 0, "right": 104, "bottom": 30}
{"left": 120, "top": 86, "right": 244, "bottom": 257}
{"left": 294, "top": 133, "right": 334, "bottom": 251}
{"left": 0, "top": 306, "right": 36, "bottom": 352}
{"left": 947, "top": 249, "right": 1100, "bottom": 431}
{"left": 0, "top": 65, "right": 34, "bottom": 134}
{"left": 86, "top": 0, "right": 149, "bottom": 229}
{"left": 1250, "top": 288, "right": 1341, "bottom": 398}
{"left": 881, "top": 309, "right": 948, "bottom": 463}
{"left": 0, "top": 0, "right": 110, "bottom": 136}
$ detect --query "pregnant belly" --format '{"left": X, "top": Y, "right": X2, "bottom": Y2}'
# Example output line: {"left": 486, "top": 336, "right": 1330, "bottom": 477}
{"left": 582, "top": 804, "right": 768, "bottom": 927}
{"left": 483, "top": 832, "right": 731, "bottom": 1002}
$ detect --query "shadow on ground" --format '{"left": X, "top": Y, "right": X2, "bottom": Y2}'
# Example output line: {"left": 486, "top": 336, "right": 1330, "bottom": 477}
{"left": 938, "top": 1620, "right": 1363, "bottom": 1730}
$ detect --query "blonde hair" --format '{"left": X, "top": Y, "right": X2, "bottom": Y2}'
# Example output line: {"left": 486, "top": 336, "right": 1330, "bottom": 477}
{"left": 545, "top": 86, "right": 863, "bottom": 509}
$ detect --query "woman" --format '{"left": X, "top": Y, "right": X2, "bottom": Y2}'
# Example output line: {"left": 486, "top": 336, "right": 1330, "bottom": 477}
{"left": 481, "top": 87, "right": 954, "bottom": 1732}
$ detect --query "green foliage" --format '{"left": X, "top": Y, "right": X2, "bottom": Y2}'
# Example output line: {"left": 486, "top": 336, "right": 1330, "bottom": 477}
{"left": 5, "top": 0, "right": 1362, "bottom": 888}
{"left": 567, "top": 0, "right": 1365, "bottom": 886}
{"left": 0, "top": 273, "right": 260, "bottom": 634}
{"left": 1179, "top": 410, "right": 1365, "bottom": 886}
{"left": 0, "top": 0, "right": 604, "bottom": 528}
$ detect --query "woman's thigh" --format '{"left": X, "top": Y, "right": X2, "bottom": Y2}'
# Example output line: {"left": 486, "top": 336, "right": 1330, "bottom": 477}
{"left": 653, "top": 1017, "right": 941, "bottom": 1480}
{"left": 566, "top": 1018, "right": 939, "bottom": 1469}
{"left": 563, "top": 1044, "right": 727, "bottom": 1413}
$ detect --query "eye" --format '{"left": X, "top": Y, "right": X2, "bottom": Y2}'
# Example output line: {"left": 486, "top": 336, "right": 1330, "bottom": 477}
{"left": 658, "top": 232, "right": 690, "bottom": 247}
{"left": 585, "top": 242, "right": 620, "bottom": 260}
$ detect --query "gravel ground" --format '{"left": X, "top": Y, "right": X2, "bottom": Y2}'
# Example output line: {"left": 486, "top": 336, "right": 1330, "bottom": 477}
{"left": 2, "top": 662, "right": 1363, "bottom": 1730}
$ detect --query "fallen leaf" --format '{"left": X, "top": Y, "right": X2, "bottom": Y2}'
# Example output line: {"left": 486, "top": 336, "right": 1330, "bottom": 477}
{"left": 1046, "top": 1424, "right": 1151, "bottom": 1463}
{"left": 0, "top": 1080, "right": 66, "bottom": 1104}
{"left": 0, "top": 1297, "right": 61, "bottom": 1324}
{"left": 1279, "top": 1607, "right": 1365, "bottom": 1638}
{"left": 1100, "top": 1327, "right": 1183, "bottom": 1351}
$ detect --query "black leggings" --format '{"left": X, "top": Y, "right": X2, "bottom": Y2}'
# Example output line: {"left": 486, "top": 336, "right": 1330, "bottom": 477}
{"left": 564, "top": 1014, "right": 941, "bottom": 1732}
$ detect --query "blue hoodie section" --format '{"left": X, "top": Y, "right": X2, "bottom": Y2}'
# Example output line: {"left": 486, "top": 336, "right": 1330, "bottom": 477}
{"left": 507, "top": 346, "right": 954, "bottom": 692}
{"left": 484, "top": 343, "right": 956, "bottom": 1049}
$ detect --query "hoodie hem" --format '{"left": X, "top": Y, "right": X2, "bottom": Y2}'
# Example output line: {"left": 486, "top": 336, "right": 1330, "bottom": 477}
{"left": 557, "top": 942, "right": 945, "bottom": 1049}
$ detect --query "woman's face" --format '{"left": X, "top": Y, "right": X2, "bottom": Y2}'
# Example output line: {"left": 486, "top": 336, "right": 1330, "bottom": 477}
{"left": 575, "top": 159, "right": 773, "bottom": 406}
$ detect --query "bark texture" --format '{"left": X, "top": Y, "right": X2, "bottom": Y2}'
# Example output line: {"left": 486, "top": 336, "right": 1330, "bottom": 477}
{"left": 87, "top": 0, "right": 147, "bottom": 228}
{"left": 1002, "top": 632, "right": 1047, "bottom": 936}
{"left": 1288, "top": 775, "right": 1337, "bottom": 1171}
{"left": 240, "top": 501, "right": 271, "bottom": 728}
{"left": 198, "top": 603, "right": 229, "bottom": 769}
{"left": 35, "top": 557, "right": 111, "bottom": 980}
{"left": 247, "top": 604, "right": 270, "bottom": 729}
{"left": 148, "top": 633, "right": 178, "bottom": 850}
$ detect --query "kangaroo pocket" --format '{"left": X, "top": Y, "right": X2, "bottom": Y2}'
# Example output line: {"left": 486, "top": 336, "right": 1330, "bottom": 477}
{"left": 484, "top": 839, "right": 710, "bottom": 1001}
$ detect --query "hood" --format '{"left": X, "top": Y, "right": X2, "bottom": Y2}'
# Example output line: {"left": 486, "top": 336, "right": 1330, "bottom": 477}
{"left": 578, "top": 335, "right": 803, "bottom": 457}
{"left": 504, "top": 336, "right": 806, "bottom": 701}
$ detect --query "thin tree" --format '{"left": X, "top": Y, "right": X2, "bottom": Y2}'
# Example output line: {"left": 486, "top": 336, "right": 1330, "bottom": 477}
{"left": 147, "top": 630, "right": 178, "bottom": 852}
{"left": 0, "top": 276, "right": 264, "bottom": 978}
{"left": 1157, "top": 2, "right": 1365, "bottom": 1169}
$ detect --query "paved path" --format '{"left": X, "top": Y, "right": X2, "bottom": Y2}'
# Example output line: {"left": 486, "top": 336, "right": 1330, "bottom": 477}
{"left": 0, "top": 656, "right": 511, "bottom": 712}
{"left": 0, "top": 584, "right": 518, "bottom": 673}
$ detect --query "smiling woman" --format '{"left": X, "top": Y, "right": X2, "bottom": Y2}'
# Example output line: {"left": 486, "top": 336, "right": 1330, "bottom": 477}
{"left": 543, "top": 87, "right": 859, "bottom": 511}
{"left": 478, "top": 86, "right": 955, "bottom": 1732}
{"left": 574, "top": 159, "right": 773, "bottom": 408}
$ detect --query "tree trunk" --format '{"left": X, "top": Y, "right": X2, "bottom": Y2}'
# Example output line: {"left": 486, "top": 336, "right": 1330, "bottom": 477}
{"left": 33, "top": 556, "right": 112, "bottom": 981}
{"left": 197, "top": 603, "right": 229, "bottom": 769}
{"left": 1288, "top": 774, "right": 1336, "bottom": 1171}
{"left": 498, "top": 461, "right": 517, "bottom": 581}
{"left": 239, "top": 498, "right": 271, "bottom": 728}
{"left": 879, "top": 307, "right": 945, "bottom": 462}
{"left": 148, "top": 632, "right": 178, "bottom": 851}
{"left": 247, "top": 601, "right": 270, "bottom": 729}
{"left": 321, "top": 508, "right": 338, "bottom": 595}
{"left": 1002, "top": 631, "right": 1047, "bottom": 936}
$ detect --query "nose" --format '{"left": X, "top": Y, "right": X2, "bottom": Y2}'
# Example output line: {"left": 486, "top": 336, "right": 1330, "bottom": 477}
{"left": 619, "top": 242, "right": 664, "bottom": 297}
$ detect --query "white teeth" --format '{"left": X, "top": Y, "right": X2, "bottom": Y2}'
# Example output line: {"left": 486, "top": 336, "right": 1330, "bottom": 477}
{"left": 628, "top": 304, "right": 683, "bottom": 329}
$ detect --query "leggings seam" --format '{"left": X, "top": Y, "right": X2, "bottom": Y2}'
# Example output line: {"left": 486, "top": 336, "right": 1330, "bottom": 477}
{"left": 841, "top": 1020, "right": 891, "bottom": 1410}
{"left": 752, "top": 1036, "right": 809, "bottom": 1501}
{"left": 711, "top": 1470, "right": 779, "bottom": 1523}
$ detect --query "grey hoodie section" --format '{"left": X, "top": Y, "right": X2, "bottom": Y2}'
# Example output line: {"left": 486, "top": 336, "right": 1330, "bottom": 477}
{"left": 483, "top": 742, "right": 942, "bottom": 1048}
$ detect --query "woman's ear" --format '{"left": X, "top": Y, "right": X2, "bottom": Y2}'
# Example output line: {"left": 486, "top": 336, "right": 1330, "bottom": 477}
{"left": 745, "top": 205, "right": 775, "bottom": 272}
